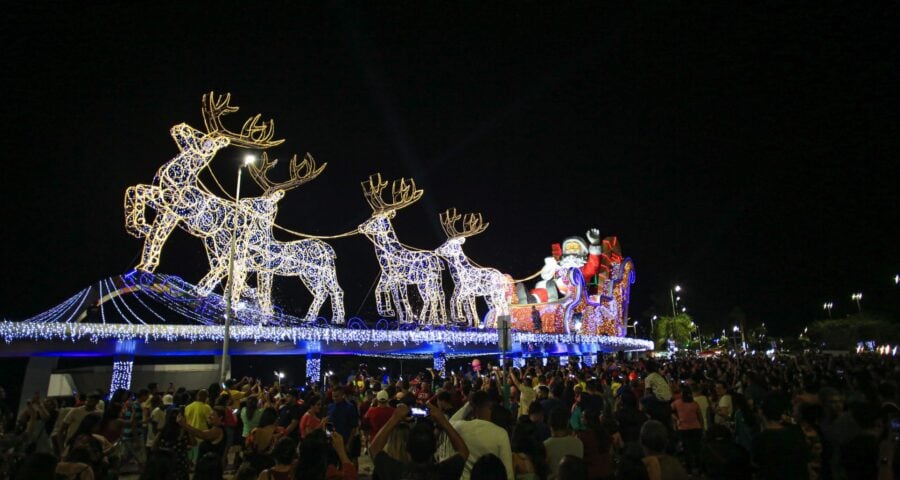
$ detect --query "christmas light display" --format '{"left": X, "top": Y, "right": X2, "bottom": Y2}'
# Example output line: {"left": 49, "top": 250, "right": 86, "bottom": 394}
{"left": 306, "top": 356, "right": 321, "bottom": 382}
{"left": 358, "top": 174, "right": 446, "bottom": 323}
{"left": 110, "top": 359, "right": 133, "bottom": 392}
{"left": 436, "top": 209, "right": 510, "bottom": 327}
{"left": 195, "top": 152, "right": 345, "bottom": 323}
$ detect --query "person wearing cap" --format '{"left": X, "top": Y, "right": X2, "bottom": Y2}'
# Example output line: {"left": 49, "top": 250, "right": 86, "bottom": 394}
{"left": 365, "top": 390, "right": 395, "bottom": 438}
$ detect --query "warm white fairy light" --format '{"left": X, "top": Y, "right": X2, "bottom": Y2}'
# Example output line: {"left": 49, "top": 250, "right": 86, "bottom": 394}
{"left": 436, "top": 209, "right": 510, "bottom": 327}
{"left": 123, "top": 93, "right": 344, "bottom": 323}
{"left": 358, "top": 174, "right": 446, "bottom": 323}
{"left": 195, "top": 153, "right": 345, "bottom": 323}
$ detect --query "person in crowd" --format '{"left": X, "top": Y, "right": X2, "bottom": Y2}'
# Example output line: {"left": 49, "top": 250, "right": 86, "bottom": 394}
{"left": 544, "top": 407, "right": 583, "bottom": 480}
{"left": 642, "top": 361, "right": 672, "bottom": 429}
{"left": 364, "top": 389, "right": 395, "bottom": 439}
{"left": 55, "top": 391, "right": 102, "bottom": 449}
{"left": 122, "top": 388, "right": 150, "bottom": 469}
{"left": 185, "top": 389, "right": 213, "bottom": 431}
{"left": 328, "top": 386, "right": 360, "bottom": 460}
{"left": 178, "top": 406, "right": 226, "bottom": 466}
{"left": 510, "top": 420, "right": 549, "bottom": 480}
{"left": 640, "top": 420, "right": 688, "bottom": 480}
{"left": 577, "top": 408, "right": 613, "bottom": 480}
{"left": 300, "top": 395, "right": 328, "bottom": 439}
{"left": 292, "top": 428, "right": 357, "bottom": 480}
{"left": 840, "top": 401, "right": 888, "bottom": 480}
{"left": 257, "top": 437, "right": 297, "bottom": 480}
{"left": 245, "top": 407, "right": 281, "bottom": 471}
{"left": 509, "top": 367, "right": 536, "bottom": 421}
{"left": 525, "top": 401, "right": 551, "bottom": 443}
{"left": 194, "top": 452, "right": 223, "bottom": 480}
{"left": 371, "top": 401, "right": 469, "bottom": 479}
{"left": 447, "top": 389, "right": 514, "bottom": 480}
{"left": 240, "top": 394, "right": 263, "bottom": 442}
{"left": 689, "top": 381, "right": 711, "bottom": 432}
{"left": 714, "top": 382, "right": 733, "bottom": 426}
{"left": 699, "top": 424, "right": 751, "bottom": 480}
{"left": 383, "top": 420, "right": 411, "bottom": 462}
{"left": 614, "top": 389, "right": 648, "bottom": 446}
{"left": 471, "top": 453, "right": 509, "bottom": 480}
{"left": 145, "top": 394, "right": 165, "bottom": 448}
{"left": 671, "top": 385, "right": 704, "bottom": 473}
{"left": 277, "top": 389, "right": 303, "bottom": 441}
{"left": 558, "top": 455, "right": 588, "bottom": 480}
{"left": 752, "top": 392, "right": 810, "bottom": 479}
{"left": 150, "top": 408, "right": 191, "bottom": 480}
{"left": 56, "top": 443, "right": 97, "bottom": 480}
{"left": 731, "top": 393, "right": 757, "bottom": 453}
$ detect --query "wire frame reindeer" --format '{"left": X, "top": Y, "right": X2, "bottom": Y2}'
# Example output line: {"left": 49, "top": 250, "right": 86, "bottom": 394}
{"left": 124, "top": 92, "right": 282, "bottom": 277}
{"left": 358, "top": 174, "right": 446, "bottom": 324}
{"left": 436, "top": 209, "right": 510, "bottom": 327}
{"left": 197, "top": 152, "right": 345, "bottom": 323}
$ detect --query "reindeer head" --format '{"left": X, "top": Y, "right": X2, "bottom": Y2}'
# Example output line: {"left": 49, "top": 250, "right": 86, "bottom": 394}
{"left": 358, "top": 174, "right": 423, "bottom": 236}
{"left": 173, "top": 92, "right": 286, "bottom": 157}
{"left": 247, "top": 151, "right": 326, "bottom": 199}
{"left": 435, "top": 208, "right": 488, "bottom": 257}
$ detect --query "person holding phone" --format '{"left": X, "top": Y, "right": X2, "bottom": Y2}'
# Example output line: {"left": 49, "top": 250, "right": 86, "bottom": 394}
{"left": 370, "top": 402, "right": 469, "bottom": 480}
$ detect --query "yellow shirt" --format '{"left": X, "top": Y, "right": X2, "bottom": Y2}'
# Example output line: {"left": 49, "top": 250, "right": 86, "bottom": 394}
{"left": 184, "top": 401, "right": 212, "bottom": 430}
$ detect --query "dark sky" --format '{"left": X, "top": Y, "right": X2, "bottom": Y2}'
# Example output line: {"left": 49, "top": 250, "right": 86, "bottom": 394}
{"left": 1, "top": 3, "right": 897, "bottom": 335}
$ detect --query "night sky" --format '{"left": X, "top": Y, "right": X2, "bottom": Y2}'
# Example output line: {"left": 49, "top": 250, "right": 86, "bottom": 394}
{"left": 2, "top": 3, "right": 897, "bottom": 336}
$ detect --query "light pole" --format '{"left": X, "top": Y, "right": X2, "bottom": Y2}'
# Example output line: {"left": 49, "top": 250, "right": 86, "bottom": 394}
{"left": 220, "top": 154, "right": 257, "bottom": 385}
{"left": 823, "top": 302, "right": 833, "bottom": 318}
{"left": 670, "top": 285, "right": 682, "bottom": 317}
{"left": 650, "top": 315, "right": 658, "bottom": 340}
{"left": 732, "top": 325, "right": 740, "bottom": 351}
{"left": 851, "top": 292, "right": 862, "bottom": 313}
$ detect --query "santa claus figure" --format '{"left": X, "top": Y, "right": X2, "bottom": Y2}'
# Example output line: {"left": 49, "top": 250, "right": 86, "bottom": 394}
{"left": 528, "top": 228, "right": 604, "bottom": 302}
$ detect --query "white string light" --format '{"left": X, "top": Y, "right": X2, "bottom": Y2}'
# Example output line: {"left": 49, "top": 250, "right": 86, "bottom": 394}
{"left": 358, "top": 174, "right": 446, "bottom": 324}
{"left": 109, "top": 360, "right": 133, "bottom": 392}
{"left": 436, "top": 209, "right": 510, "bottom": 327}
{"left": 123, "top": 93, "right": 344, "bottom": 323}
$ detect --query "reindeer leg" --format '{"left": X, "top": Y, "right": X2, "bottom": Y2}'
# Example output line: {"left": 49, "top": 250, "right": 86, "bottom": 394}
{"left": 300, "top": 273, "right": 327, "bottom": 323}
{"left": 257, "top": 271, "right": 274, "bottom": 316}
{"left": 137, "top": 213, "right": 178, "bottom": 272}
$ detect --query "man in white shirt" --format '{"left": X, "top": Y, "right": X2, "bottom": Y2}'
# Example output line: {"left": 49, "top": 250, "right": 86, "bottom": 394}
{"left": 544, "top": 406, "right": 584, "bottom": 480}
{"left": 444, "top": 390, "right": 514, "bottom": 480}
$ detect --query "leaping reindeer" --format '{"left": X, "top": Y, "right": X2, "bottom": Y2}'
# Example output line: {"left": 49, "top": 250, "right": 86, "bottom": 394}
{"left": 358, "top": 174, "right": 446, "bottom": 324}
{"left": 124, "top": 92, "right": 283, "bottom": 276}
{"left": 196, "top": 152, "right": 345, "bottom": 323}
{"left": 435, "top": 209, "right": 510, "bottom": 327}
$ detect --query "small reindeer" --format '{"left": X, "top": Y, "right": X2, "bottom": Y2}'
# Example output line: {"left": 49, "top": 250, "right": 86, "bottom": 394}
{"left": 358, "top": 174, "right": 446, "bottom": 323}
{"left": 436, "top": 209, "right": 510, "bottom": 327}
{"left": 196, "top": 152, "right": 344, "bottom": 323}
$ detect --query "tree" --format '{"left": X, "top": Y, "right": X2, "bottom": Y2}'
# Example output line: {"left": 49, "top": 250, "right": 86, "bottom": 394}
{"left": 806, "top": 313, "right": 900, "bottom": 350}
{"left": 654, "top": 313, "right": 697, "bottom": 349}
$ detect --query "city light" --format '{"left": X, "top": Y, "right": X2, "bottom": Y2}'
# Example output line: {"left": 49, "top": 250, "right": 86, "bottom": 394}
{"left": 674, "top": 285, "right": 682, "bottom": 292}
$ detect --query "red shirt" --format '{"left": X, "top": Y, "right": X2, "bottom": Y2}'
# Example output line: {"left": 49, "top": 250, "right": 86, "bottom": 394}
{"left": 672, "top": 399, "right": 703, "bottom": 430}
{"left": 364, "top": 405, "right": 395, "bottom": 438}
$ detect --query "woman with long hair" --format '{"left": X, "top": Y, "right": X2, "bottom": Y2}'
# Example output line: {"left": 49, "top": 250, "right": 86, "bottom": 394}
{"left": 383, "top": 421, "right": 411, "bottom": 463}
{"left": 152, "top": 408, "right": 192, "bottom": 480}
{"left": 240, "top": 395, "right": 263, "bottom": 441}
{"left": 245, "top": 407, "right": 281, "bottom": 472}
{"left": 299, "top": 396, "right": 328, "bottom": 439}
{"left": 293, "top": 428, "right": 356, "bottom": 480}
{"left": 179, "top": 406, "right": 226, "bottom": 465}
{"left": 258, "top": 437, "right": 297, "bottom": 480}
{"left": 578, "top": 408, "right": 613, "bottom": 480}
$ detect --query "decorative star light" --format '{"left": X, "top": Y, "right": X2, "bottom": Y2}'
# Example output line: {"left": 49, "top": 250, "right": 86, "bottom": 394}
{"left": 436, "top": 209, "right": 510, "bottom": 327}
{"left": 358, "top": 174, "right": 447, "bottom": 324}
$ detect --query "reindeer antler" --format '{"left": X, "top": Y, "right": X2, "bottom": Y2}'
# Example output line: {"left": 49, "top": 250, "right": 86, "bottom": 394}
{"left": 440, "top": 208, "right": 489, "bottom": 238}
{"left": 201, "top": 92, "right": 284, "bottom": 148}
{"left": 247, "top": 152, "right": 326, "bottom": 195}
{"left": 361, "top": 173, "right": 424, "bottom": 213}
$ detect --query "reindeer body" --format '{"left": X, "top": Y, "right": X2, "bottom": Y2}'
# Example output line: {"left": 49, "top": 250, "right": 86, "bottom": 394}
{"left": 358, "top": 215, "right": 446, "bottom": 324}
{"left": 436, "top": 239, "right": 509, "bottom": 326}
{"left": 198, "top": 195, "right": 345, "bottom": 323}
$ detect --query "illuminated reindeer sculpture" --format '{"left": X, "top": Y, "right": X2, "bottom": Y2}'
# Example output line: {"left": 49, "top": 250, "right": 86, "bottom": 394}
{"left": 196, "top": 152, "right": 345, "bottom": 323}
{"left": 124, "top": 92, "right": 282, "bottom": 280}
{"left": 436, "top": 209, "right": 510, "bottom": 327}
{"left": 358, "top": 174, "right": 446, "bottom": 323}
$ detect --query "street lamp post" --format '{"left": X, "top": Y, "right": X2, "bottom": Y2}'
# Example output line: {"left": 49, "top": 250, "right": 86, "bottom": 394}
{"left": 670, "top": 285, "right": 681, "bottom": 317}
{"left": 220, "top": 154, "right": 257, "bottom": 385}
{"left": 851, "top": 293, "right": 862, "bottom": 313}
{"left": 732, "top": 325, "right": 740, "bottom": 351}
{"left": 823, "top": 302, "right": 833, "bottom": 318}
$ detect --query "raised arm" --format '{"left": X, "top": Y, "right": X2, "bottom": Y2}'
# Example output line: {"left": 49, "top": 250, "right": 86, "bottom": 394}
{"left": 370, "top": 404, "right": 409, "bottom": 456}
{"left": 428, "top": 400, "right": 468, "bottom": 460}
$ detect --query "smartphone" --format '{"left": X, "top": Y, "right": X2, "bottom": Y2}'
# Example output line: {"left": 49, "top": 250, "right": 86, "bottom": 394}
{"left": 325, "top": 423, "right": 334, "bottom": 437}
{"left": 410, "top": 406, "right": 430, "bottom": 417}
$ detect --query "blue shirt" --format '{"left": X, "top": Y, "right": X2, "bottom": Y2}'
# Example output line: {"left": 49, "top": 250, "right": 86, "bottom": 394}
{"left": 327, "top": 400, "right": 359, "bottom": 439}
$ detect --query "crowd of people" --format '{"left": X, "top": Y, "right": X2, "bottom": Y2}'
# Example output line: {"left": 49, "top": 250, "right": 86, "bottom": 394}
{"left": 0, "top": 352, "right": 897, "bottom": 479}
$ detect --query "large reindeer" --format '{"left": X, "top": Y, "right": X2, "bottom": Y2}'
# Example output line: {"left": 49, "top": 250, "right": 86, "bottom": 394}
{"left": 124, "top": 92, "right": 282, "bottom": 277}
{"left": 435, "top": 209, "right": 510, "bottom": 327}
{"left": 195, "top": 152, "right": 345, "bottom": 323}
{"left": 358, "top": 174, "right": 446, "bottom": 323}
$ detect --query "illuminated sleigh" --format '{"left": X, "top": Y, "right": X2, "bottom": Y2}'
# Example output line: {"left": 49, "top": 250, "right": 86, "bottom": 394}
{"left": 508, "top": 258, "right": 635, "bottom": 336}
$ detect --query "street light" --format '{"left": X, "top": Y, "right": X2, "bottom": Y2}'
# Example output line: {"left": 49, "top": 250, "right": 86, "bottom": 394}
{"left": 851, "top": 292, "right": 863, "bottom": 313}
{"left": 823, "top": 302, "right": 833, "bottom": 318}
{"left": 670, "top": 285, "right": 682, "bottom": 317}
{"left": 219, "top": 154, "right": 257, "bottom": 385}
